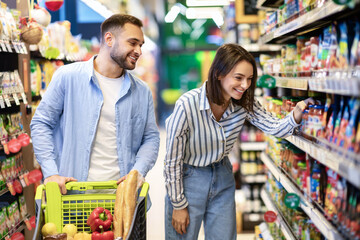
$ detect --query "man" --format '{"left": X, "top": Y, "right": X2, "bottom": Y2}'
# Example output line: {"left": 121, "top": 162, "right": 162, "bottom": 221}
{"left": 30, "top": 14, "right": 160, "bottom": 194}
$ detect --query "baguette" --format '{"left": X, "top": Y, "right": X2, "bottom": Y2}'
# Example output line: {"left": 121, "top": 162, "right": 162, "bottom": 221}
{"left": 114, "top": 181, "right": 125, "bottom": 238}
{"left": 123, "top": 170, "right": 138, "bottom": 239}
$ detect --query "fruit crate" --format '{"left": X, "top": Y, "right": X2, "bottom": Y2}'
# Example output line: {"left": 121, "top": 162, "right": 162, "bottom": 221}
{"left": 32, "top": 181, "right": 148, "bottom": 240}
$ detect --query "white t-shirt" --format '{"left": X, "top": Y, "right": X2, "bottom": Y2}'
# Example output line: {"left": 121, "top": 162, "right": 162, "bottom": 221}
{"left": 87, "top": 70, "right": 123, "bottom": 182}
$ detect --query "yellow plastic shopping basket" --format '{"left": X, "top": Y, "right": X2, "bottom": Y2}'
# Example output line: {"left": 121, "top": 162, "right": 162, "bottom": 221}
{"left": 32, "top": 181, "right": 149, "bottom": 240}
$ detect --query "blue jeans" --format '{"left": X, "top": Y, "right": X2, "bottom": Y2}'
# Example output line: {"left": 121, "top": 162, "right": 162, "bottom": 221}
{"left": 165, "top": 157, "right": 236, "bottom": 240}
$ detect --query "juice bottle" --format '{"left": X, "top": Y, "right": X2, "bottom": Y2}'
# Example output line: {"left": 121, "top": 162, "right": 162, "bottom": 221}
{"left": 312, "top": 105, "right": 324, "bottom": 137}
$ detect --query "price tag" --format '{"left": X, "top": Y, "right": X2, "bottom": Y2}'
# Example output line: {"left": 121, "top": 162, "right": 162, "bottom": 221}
{"left": 264, "top": 211, "right": 277, "bottom": 223}
{"left": 0, "top": 96, "right": 5, "bottom": 109}
{"left": 13, "top": 93, "right": 20, "bottom": 105}
{"left": 21, "top": 92, "right": 28, "bottom": 104}
{"left": 5, "top": 41, "right": 12, "bottom": 53}
{"left": 13, "top": 42, "right": 19, "bottom": 53}
{"left": 4, "top": 95, "right": 11, "bottom": 108}
{"left": 284, "top": 193, "right": 300, "bottom": 209}
{"left": 348, "top": 164, "right": 360, "bottom": 188}
{"left": 0, "top": 40, "right": 7, "bottom": 52}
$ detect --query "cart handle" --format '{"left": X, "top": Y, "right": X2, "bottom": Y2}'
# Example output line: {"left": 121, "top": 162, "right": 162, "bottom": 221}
{"left": 66, "top": 180, "right": 118, "bottom": 191}
{"left": 35, "top": 184, "right": 45, "bottom": 200}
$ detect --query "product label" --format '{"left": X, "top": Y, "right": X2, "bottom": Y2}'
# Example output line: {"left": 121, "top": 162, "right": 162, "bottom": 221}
{"left": 264, "top": 211, "right": 277, "bottom": 223}
{"left": 284, "top": 193, "right": 300, "bottom": 209}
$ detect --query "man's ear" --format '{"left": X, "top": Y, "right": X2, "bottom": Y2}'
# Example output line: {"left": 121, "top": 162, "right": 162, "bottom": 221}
{"left": 104, "top": 32, "right": 113, "bottom": 47}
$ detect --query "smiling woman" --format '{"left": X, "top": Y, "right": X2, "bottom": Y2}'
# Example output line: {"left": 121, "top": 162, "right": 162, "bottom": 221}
{"left": 163, "top": 43, "right": 314, "bottom": 240}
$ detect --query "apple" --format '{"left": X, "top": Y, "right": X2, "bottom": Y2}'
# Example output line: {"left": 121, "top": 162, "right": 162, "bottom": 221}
{"left": 41, "top": 222, "right": 57, "bottom": 236}
{"left": 62, "top": 224, "right": 77, "bottom": 237}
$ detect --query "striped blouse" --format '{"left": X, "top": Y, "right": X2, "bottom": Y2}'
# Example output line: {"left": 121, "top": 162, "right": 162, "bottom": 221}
{"left": 164, "top": 82, "right": 299, "bottom": 209}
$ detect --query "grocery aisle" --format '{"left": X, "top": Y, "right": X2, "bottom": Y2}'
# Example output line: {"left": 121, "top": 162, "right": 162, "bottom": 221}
{"left": 146, "top": 129, "right": 255, "bottom": 240}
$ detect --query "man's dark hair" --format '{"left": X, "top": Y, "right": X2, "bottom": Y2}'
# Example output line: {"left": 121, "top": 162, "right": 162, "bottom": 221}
{"left": 100, "top": 14, "right": 143, "bottom": 42}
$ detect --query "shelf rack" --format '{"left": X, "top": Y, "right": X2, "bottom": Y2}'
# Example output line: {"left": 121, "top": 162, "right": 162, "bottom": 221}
{"left": 285, "top": 134, "right": 360, "bottom": 189}
{"left": 260, "top": 188, "right": 298, "bottom": 240}
{"left": 239, "top": 142, "right": 267, "bottom": 151}
{"left": 269, "top": 75, "right": 360, "bottom": 97}
{"left": 259, "top": 1, "right": 346, "bottom": 44}
{"left": 260, "top": 152, "right": 344, "bottom": 240}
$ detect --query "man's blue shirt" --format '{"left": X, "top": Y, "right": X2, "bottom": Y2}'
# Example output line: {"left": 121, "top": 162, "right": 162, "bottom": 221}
{"left": 30, "top": 57, "right": 160, "bottom": 181}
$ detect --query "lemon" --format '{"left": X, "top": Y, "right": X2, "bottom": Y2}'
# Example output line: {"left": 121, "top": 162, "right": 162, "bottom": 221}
{"left": 62, "top": 224, "right": 77, "bottom": 237}
{"left": 41, "top": 222, "right": 57, "bottom": 236}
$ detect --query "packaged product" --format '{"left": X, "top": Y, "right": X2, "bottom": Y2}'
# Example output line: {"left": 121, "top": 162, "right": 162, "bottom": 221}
{"left": 310, "top": 160, "right": 321, "bottom": 204}
{"left": 344, "top": 98, "right": 360, "bottom": 150}
{"left": 350, "top": 21, "right": 360, "bottom": 67}
{"left": 322, "top": 24, "right": 338, "bottom": 69}
{"left": 354, "top": 117, "right": 360, "bottom": 153}
{"left": 336, "top": 97, "right": 351, "bottom": 146}
{"left": 332, "top": 97, "right": 346, "bottom": 143}
{"left": 338, "top": 22, "right": 349, "bottom": 69}
{"left": 324, "top": 168, "right": 339, "bottom": 218}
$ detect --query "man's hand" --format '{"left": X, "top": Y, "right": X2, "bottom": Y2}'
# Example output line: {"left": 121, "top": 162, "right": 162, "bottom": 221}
{"left": 44, "top": 175, "right": 77, "bottom": 194}
{"left": 117, "top": 175, "right": 127, "bottom": 184}
{"left": 172, "top": 208, "right": 190, "bottom": 235}
{"left": 117, "top": 171, "right": 144, "bottom": 188}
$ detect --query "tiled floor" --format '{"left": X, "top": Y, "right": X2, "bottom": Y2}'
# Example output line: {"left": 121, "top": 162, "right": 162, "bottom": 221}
{"left": 146, "top": 129, "right": 255, "bottom": 239}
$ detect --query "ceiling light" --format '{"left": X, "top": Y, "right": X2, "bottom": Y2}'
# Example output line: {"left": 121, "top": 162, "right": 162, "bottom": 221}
{"left": 80, "top": 0, "right": 113, "bottom": 18}
{"left": 165, "top": 5, "right": 180, "bottom": 23}
{"left": 186, "top": 7, "right": 223, "bottom": 19}
{"left": 186, "top": 0, "right": 231, "bottom": 6}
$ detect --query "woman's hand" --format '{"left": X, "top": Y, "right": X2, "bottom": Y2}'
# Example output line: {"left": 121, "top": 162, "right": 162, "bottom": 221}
{"left": 172, "top": 207, "right": 190, "bottom": 235}
{"left": 44, "top": 175, "right": 77, "bottom": 194}
{"left": 293, "top": 98, "right": 316, "bottom": 124}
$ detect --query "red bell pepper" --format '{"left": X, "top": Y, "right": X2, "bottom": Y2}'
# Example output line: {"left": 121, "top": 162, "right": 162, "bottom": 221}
{"left": 91, "top": 230, "right": 114, "bottom": 240}
{"left": 87, "top": 207, "right": 113, "bottom": 232}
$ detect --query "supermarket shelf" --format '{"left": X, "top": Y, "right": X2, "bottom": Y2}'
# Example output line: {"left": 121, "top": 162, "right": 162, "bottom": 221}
{"left": 0, "top": 188, "right": 8, "bottom": 197}
{"left": 286, "top": 135, "right": 360, "bottom": 189}
{"left": 308, "top": 75, "right": 360, "bottom": 97}
{"left": 1, "top": 214, "right": 30, "bottom": 240}
{"left": 240, "top": 142, "right": 267, "bottom": 151}
{"left": 260, "top": 188, "right": 298, "bottom": 240}
{"left": 271, "top": 75, "right": 360, "bottom": 96}
{"left": 256, "top": 0, "right": 283, "bottom": 9}
{"left": 259, "top": 1, "right": 346, "bottom": 44}
{"left": 260, "top": 152, "right": 344, "bottom": 240}
{"left": 243, "top": 44, "right": 282, "bottom": 52}
{"left": 242, "top": 174, "right": 267, "bottom": 183}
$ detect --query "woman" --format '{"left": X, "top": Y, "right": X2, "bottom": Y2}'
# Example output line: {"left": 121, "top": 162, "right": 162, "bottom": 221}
{"left": 164, "top": 43, "right": 313, "bottom": 240}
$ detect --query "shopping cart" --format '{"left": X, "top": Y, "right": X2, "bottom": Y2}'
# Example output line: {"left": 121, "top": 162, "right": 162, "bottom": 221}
{"left": 32, "top": 181, "right": 148, "bottom": 240}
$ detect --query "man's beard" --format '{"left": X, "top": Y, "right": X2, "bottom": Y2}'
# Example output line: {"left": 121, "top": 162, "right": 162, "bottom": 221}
{"left": 110, "top": 51, "right": 136, "bottom": 70}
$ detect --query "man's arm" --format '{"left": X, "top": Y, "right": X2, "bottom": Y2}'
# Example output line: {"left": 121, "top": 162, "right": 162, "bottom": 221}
{"left": 132, "top": 90, "right": 160, "bottom": 177}
{"left": 30, "top": 67, "right": 76, "bottom": 192}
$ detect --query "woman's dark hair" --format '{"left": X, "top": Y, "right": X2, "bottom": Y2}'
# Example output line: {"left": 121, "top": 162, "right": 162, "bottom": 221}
{"left": 100, "top": 14, "right": 143, "bottom": 43}
{"left": 207, "top": 43, "right": 257, "bottom": 112}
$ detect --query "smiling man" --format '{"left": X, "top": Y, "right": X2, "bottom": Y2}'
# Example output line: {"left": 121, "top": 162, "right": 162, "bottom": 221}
{"left": 30, "top": 14, "right": 160, "bottom": 195}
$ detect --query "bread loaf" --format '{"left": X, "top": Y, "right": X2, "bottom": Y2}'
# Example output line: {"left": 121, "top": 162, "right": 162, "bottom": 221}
{"left": 114, "top": 170, "right": 140, "bottom": 239}
{"left": 114, "top": 181, "right": 125, "bottom": 238}
{"left": 123, "top": 170, "right": 138, "bottom": 239}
